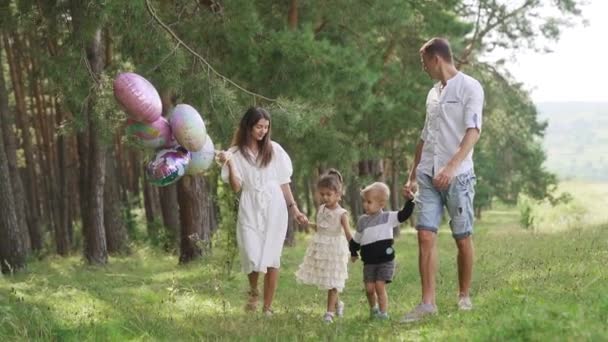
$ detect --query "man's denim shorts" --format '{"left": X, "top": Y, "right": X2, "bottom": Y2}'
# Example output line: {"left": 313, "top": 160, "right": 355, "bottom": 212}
{"left": 415, "top": 170, "right": 476, "bottom": 239}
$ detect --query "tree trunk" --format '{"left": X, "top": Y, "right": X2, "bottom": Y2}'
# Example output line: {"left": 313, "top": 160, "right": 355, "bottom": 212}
{"left": 159, "top": 184, "right": 180, "bottom": 245}
{"left": 3, "top": 32, "right": 42, "bottom": 251}
{"left": 28, "top": 46, "right": 57, "bottom": 241}
{"left": 199, "top": 176, "right": 212, "bottom": 254}
{"left": 346, "top": 176, "right": 363, "bottom": 220}
{"left": 284, "top": 181, "right": 298, "bottom": 247}
{"left": 0, "top": 110, "right": 26, "bottom": 273}
{"left": 143, "top": 172, "right": 161, "bottom": 237}
{"left": 177, "top": 175, "right": 202, "bottom": 263}
{"left": 288, "top": 0, "right": 298, "bottom": 30}
{"left": 104, "top": 143, "right": 129, "bottom": 254}
{"left": 75, "top": 23, "right": 108, "bottom": 265}
{"left": 0, "top": 34, "right": 31, "bottom": 253}
{"left": 54, "top": 100, "right": 71, "bottom": 255}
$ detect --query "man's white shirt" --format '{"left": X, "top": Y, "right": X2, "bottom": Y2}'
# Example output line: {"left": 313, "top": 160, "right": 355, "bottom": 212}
{"left": 417, "top": 71, "right": 484, "bottom": 177}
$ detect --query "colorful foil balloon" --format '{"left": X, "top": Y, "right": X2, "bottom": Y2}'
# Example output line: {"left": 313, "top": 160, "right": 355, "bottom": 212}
{"left": 126, "top": 117, "right": 176, "bottom": 149}
{"left": 186, "top": 134, "right": 215, "bottom": 175}
{"left": 113, "top": 72, "right": 162, "bottom": 123}
{"left": 146, "top": 146, "right": 191, "bottom": 186}
{"left": 169, "top": 104, "right": 207, "bottom": 152}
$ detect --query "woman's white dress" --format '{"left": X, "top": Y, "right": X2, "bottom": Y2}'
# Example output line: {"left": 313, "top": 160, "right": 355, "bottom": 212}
{"left": 295, "top": 204, "right": 350, "bottom": 292}
{"left": 221, "top": 141, "right": 292, "bottom": 274}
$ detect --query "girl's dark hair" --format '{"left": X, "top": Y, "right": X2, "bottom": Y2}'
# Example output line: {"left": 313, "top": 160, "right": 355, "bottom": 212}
{"left": 231, "top": 107, "right": 273, "bottom": 167}
{"left": 317, "top": 168, "right": 344, "bottom": 194}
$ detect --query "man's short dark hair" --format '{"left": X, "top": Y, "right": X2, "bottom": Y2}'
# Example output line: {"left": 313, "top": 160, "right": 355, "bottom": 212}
{"left": 420, "top": 37, "right": 453, "bottom": 64}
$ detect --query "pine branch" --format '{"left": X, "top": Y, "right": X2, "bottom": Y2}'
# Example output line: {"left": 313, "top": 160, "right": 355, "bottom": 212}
{"left": 144, "top": 0, "right": 277, "bottom": 103}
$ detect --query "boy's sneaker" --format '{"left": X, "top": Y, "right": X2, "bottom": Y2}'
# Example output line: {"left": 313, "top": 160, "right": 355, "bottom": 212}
{"left": 458, "top": 296, "right": 473, "bottom": 311}
{"left": 323, "top": 312, "right": 334, "bottom": 323}
{"left": 400, "top": 303, "right": 438, "bottom": 323}
{"left": 374, "top": 311, "right": 389, "bottom": 320}
{"left": 370, "top": 305, "right": 380, "bottom": 318}
{"left": 336, "top": 301, "right": 345, "bottom": 317}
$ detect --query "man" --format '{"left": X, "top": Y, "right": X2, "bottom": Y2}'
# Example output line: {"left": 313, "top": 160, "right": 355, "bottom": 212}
{"left": 401, "top": 37, "right": 484, "bottom": 323}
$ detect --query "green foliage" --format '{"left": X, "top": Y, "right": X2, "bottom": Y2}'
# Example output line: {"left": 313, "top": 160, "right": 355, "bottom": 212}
{"left": 517, "top": 192, "right": 585, "bottom": 232}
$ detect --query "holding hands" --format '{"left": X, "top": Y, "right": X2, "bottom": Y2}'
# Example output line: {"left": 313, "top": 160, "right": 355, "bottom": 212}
{"left": 402, "top": 178, "right": 417, "bottom": 200}
{"left": 292, "top": 207, "right": 309, "bottom": 226}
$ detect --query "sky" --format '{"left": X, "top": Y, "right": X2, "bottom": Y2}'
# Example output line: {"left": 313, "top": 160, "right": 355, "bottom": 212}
{"left": 495, "top": 0, "right": 607, "bottom": 103}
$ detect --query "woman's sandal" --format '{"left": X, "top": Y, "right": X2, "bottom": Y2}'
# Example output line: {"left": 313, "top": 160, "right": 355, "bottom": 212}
{"left": 244, "top": 288, "right": 259, "bottom": 312}
{"left": 262, "top": 306, "right": 273, "bottom": 317}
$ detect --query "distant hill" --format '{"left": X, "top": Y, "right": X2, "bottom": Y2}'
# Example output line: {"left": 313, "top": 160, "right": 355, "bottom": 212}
{"left": 536, "top": 102, "right": 608, "bottom": 181}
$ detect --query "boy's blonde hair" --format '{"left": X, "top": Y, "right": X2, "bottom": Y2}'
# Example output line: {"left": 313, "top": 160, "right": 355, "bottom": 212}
{"left": 360, "top": 182, "right": 390, "bottom": 203}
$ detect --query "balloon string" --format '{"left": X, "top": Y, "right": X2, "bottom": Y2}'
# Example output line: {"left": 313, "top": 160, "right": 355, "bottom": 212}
{"left": 214, "top": 150, "right": 232, "bottom": 168}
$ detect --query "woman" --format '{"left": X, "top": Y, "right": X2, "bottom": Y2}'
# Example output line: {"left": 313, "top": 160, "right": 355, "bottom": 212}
{"left": 217, "top": 107, "right": 308, "bottom": 316}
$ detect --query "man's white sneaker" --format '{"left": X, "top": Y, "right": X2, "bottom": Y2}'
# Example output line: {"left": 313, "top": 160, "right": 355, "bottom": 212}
{"left": 400, "top": 303, "right": 438, "bottom": 323}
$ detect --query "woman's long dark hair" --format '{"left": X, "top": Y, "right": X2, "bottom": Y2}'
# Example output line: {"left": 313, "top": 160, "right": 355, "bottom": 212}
{"left": 231, "top": 107, "right": 273, "bottom": 167}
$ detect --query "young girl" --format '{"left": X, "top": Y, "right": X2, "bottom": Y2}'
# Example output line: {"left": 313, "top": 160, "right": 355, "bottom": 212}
{"left": 217, "top": 107, "right": 308, "bottom": 316}
{"left": 295, "top": 169, "right": 352, "bottom": 323}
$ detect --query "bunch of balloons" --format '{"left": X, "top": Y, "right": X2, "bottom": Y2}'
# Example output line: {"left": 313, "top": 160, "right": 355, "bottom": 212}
{"left": 113, "top": 72, "right": 215, "bottom": 186}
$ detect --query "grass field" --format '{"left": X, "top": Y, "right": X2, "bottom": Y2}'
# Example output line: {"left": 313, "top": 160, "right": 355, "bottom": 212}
{"left": 1, "top": 184, "right": 607, "bottom": 341}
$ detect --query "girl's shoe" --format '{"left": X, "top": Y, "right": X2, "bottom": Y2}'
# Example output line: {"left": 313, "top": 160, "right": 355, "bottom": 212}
{"left": 244, "top": 288, "right": 259, "bottom": 312}
{"left": 336, "top": 301, "right": 345, "bottom": 317}
{"left": 323, "top": 312, "right": 334, "bottom": 323}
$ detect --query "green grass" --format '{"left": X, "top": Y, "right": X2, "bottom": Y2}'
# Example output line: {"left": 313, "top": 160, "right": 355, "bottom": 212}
{"left": 2, "top": 194, "right": 607, "bottom": 340}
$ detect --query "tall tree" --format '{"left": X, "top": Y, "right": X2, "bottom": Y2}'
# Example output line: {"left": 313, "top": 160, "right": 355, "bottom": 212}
{"left": 69, "top": 0, "right": 109, "bottom": 264}
{"left": 0, "top": 33, "right": 31, "bottom": 253}
{"left": 3, "top": 32, "right": 43, "bottom": 250}
{"left": 0, "top": 44, "right": 26, "bottom": 272}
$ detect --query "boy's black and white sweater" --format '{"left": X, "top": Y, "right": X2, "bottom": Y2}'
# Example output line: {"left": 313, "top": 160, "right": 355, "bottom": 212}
{"left": 349, "top": 200, "right": 414, "bottom": 265}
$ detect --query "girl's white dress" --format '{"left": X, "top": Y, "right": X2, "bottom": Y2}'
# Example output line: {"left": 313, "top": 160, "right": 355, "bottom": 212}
{"left": 295, "top": 204, "right": 350, "bottom": 292}
{"left": 221, "top": 141, "right": 292, "bottom": 274}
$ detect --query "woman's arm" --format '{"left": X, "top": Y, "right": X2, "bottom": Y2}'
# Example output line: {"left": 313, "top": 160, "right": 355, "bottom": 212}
{"left": 280, "top": 183, "right": 309, "bottom": 225}
{"left": 225, "top": 160, "right": 242, "bottom": 193}
{"left": 217, "top": 151, "right": 241, "bottom": 193}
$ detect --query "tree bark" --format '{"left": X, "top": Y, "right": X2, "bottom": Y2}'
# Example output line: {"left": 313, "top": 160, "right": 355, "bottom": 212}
{"left": 288, "top": 0, "right": 298, "bottom": 30}
{"left": 82, "top": 28, "right": 108, "bottom": 265}
{"left": 54, "top": 100, "right": 71, "bottom": 255}
{"left": 3, "top": 32, "right": 42, "bottom": 251}
{"left": 104, "top": 143, "right": 129, "bottom": 254}
{"left": 0, "top": 109, "right": 26, "bottom": 273}
{"left": 199, "top": 176, "right": 212, "bottom": 253}
{"left": 177, "top": 175, "right": 202, "bottom": 263}
{"left": 284, "top": 181, "right": 297, "bottom": 247}
{"left": 0, "top": 33, "right": 31, "bottom": 253}
{"left": 159, "top": 184, "right": 180, "bottom": 245}
{"left": 70, "top": 4, "right": 109, "bottom": 263}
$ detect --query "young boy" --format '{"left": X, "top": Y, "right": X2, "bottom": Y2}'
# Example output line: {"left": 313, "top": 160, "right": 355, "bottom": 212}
{"left": 349, "top": 182, "right": 414, "bottom": 319}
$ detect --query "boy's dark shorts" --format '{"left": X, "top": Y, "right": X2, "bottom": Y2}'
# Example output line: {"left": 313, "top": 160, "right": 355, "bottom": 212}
{"left": 363, "top": 260, "right": 395, "bottom": 283}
